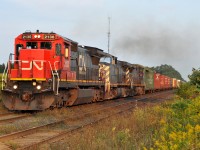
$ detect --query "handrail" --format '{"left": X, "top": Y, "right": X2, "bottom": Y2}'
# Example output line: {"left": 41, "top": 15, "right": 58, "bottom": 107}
{"left": 1, "top": 62, "right": 8, "bottom": 90}
{"left": 53, "top": 61, "right": 60, "bottom": 95}
{"left": 1, "top": 53, "right": 14, "bottom": 90}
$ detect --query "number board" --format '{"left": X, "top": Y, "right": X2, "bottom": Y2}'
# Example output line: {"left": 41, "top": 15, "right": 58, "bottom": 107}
{"left": 22, "top": 34, "right": 32, "bottom": 39}
{"left": 43, "top": 34, "right": 55, "bottom": 40}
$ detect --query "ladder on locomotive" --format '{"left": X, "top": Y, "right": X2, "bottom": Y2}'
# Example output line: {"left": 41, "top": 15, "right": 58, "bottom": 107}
{"left": 1, "top": 62, "right": 8, "bottom": 90}
{"left": 1, "top": 53, "right": 13, "bottom": 90}
{"left": 52, "top": 61, "right": 60, "bottom": 95}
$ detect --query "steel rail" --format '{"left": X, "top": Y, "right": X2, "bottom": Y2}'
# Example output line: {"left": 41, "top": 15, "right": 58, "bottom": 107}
{"left": 0, "top": 114, "right": 29, "bottom": 124}
{"left": 0, "top": 113, "right": 14, "bottom": 117}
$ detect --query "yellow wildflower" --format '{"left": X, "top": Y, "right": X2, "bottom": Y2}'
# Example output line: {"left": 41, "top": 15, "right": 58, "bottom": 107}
{"left": 195, "top": 124, "right": 200, "bottom": 133}
{"left": 173, "top": 144, "right": 178, "bottom": 149}
{"left": 160, "top": 119, "right": 166, "bottom": 124}
{"left": 169, "top": 132, "right": 177, "bottom": 140}
{"left": 182, "top": 132, "right": 186, "bottom": 139}
{"left": 125, "top": 128, "right": 130, "bottom": 134}
{"left": 112, "top": 127, "right": 116, "bottom": 132}
{"left": 155, "top": 140, "right": 160, "bottom": 146}
{"left": 143, "top": 147, "right": 147, "bottom": 150}
{"left": 186, "top": 124, "right": 192, "bottom": 130}
{"left": 161, "top": 136, "right": 165, "bottom": 142}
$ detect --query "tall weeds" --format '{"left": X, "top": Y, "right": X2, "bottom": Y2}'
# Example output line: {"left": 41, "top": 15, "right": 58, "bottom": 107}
{"left": 47, "top": 87, "right": 200, "bottom": 150}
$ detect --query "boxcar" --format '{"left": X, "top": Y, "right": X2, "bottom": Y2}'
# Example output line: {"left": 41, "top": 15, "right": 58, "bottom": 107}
{"left": 177, "top": 80, "right": 181, "bottom": 88}
{"left": 169, "top": 77, "right": 173, "bottom": 89}
{"left": 154, "top": 73, "right": 161, "bottom": 91}
{"left": 159, "top": 75, "right": 165, "bottom": 90}
{"left": 172, "top": 78, "right": 177, "bottom": 88}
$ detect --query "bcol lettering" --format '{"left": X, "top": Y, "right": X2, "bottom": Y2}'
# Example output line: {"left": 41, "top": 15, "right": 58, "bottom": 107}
{"left": 21, "top": 61, "right": 44, "bottom": 71}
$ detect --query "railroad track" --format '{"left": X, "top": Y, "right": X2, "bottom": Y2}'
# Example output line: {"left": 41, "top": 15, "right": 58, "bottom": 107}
{"left": 0, "top": 90, "right": 174, "bottom": 150}
{"left": 0, "top": 114, "right": 29, "bottom": 124}
{"left": 0, "top": 113, "right": 13, "bottom": 117}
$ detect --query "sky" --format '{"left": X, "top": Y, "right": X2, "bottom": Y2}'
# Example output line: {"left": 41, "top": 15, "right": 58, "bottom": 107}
{"left": 0, "top": 0, "right": 200, "bottom": 80}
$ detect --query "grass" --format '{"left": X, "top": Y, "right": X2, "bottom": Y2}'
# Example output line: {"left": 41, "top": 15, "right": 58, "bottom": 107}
{"left": 0, "top": 73, "right": 8, "bottom": 113}
{"left": 5, "top": 141, "right": 20, "bottom": 150}
{"left": 40, "top": 104, "right": 167, "bottom": 150}
{"left": 0, "top": 107, "right": 80, "bottom": 136}
{"left": 41, "top": 95, "right": 200, "bottom": 150}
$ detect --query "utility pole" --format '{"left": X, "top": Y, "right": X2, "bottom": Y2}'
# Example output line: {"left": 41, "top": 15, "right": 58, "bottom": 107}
{"left": 107, "top": 17, "right": 111, "bottom": 54}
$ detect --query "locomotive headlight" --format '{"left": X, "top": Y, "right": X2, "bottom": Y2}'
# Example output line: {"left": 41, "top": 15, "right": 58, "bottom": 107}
{"left": 36, "top": 85, "right": 42, "bottom": 90}
{"left": 13, "top": 84, "right": 18, "bottom": 89}
{"left": 32, "top": 81, "right": 37, "bottom": 86}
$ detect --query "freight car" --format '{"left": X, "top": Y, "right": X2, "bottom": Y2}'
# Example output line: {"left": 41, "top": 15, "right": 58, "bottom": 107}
{"left": 1, "top": 31, "right": 178, "bottom": 111}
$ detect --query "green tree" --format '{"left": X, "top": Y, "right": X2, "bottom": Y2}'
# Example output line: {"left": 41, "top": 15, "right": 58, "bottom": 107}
{"left": 188, "top": 68, "right": 200, "bottom": 88}
{"left": 0, "top": 63, "right": 5, "bottom": 73}
{"left": 152, "top": 64, "right": 184, "bottom": 81}
{"left": 176, "top": 82, "right": 198, "bottom": 99}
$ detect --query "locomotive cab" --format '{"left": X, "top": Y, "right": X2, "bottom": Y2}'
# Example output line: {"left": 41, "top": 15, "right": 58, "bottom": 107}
{"left": 1, "top": 31, "right": 77, "bottom": 110}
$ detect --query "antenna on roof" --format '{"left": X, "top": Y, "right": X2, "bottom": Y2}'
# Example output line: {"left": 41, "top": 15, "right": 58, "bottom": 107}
{"left": 107, "top": 17, "right": 111, "bottom": 54}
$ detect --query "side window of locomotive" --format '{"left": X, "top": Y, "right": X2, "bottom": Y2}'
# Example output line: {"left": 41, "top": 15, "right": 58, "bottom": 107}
{"left": 16, "top": 44, "right": 23, "bottom": 60}
{"left": 79, "top": 52, "right": 86, "bottom": 67}
{"left": 79, "top": 53, "right": 83, "bottom": 66}
{"left": 26, "top": 42, "right": 37, "bottom": 49}
{"left": 56, "top": 44, "right": 61, "bottom": 56}
{"left": 41, "top": 42, "right": 52, "bottom": 50}
{"left": 16, "top": 44, "right": 23, "bottom": 55}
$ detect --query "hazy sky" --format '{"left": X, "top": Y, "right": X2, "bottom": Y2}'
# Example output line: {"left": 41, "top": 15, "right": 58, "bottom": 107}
{"left": 0, "top": 0, "right": 200, "bottom": 80}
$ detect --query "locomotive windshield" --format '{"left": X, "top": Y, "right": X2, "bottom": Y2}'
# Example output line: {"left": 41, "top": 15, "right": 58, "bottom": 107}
{"left": 25, "top": 42, "right": 52, "bottom": 49}
{"left": 26, "top": 42, "right": 37, "bottom": 49}
{"left": 100, "top": 56, "right": 111, "bottom": 63}
{"left": 41, "top": 42, "right": 52, "bottom": 49}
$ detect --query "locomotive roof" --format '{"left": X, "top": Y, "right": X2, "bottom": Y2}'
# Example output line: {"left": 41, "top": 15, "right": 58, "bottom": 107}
{"left": 84, "top": 46, "right": 116, "bottom": 58}
{"left": 22, "top": 31, "right": 78, "bottom": 44}
{"left": 59, "top": 35, "right": 78, "bottom": 45}
{"left": 144, "top": 66, "right": 154, "bottom": 72}
{"left": 118, "top": 60, "right": 132, "bottom": 67}
{"left": 132, "top": 64, "right": 144, "bottom": 68}
{"left": 119, "top": 62, "right": 145, "bottom": 69}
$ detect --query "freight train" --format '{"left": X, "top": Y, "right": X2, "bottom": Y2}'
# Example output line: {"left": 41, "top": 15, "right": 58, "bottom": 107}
{"left": 1, "top": 31, "right": 180, "bottom": 110}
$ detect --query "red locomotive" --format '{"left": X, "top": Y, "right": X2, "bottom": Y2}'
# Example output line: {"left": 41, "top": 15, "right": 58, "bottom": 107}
{"left": 1, "top": 31, "right": 179, "bottom": 110}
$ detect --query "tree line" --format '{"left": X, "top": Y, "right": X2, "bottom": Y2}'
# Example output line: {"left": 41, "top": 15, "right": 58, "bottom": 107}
{"left": 0, "top": 63, "right": 5, "bottom": 73}
{"left": 188, "top": 68, "right": 200, "bottom": 89}
{"left": 152, "top": 64, "right": 185, "bottom": 81}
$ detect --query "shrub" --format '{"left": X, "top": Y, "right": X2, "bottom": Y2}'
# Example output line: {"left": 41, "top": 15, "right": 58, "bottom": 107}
{"left": 188, "top": 68, "right": 200, "bottom": 88}
{"left": 176, "top": 82, "right": 199, "bottom": 99}
{"left": 150, "top": 97, "right": 200, "bottom": 150}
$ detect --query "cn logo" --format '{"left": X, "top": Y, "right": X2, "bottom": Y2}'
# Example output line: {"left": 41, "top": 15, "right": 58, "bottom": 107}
{"left": 21, "top": 61, "right": 44, "bottom": 71}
